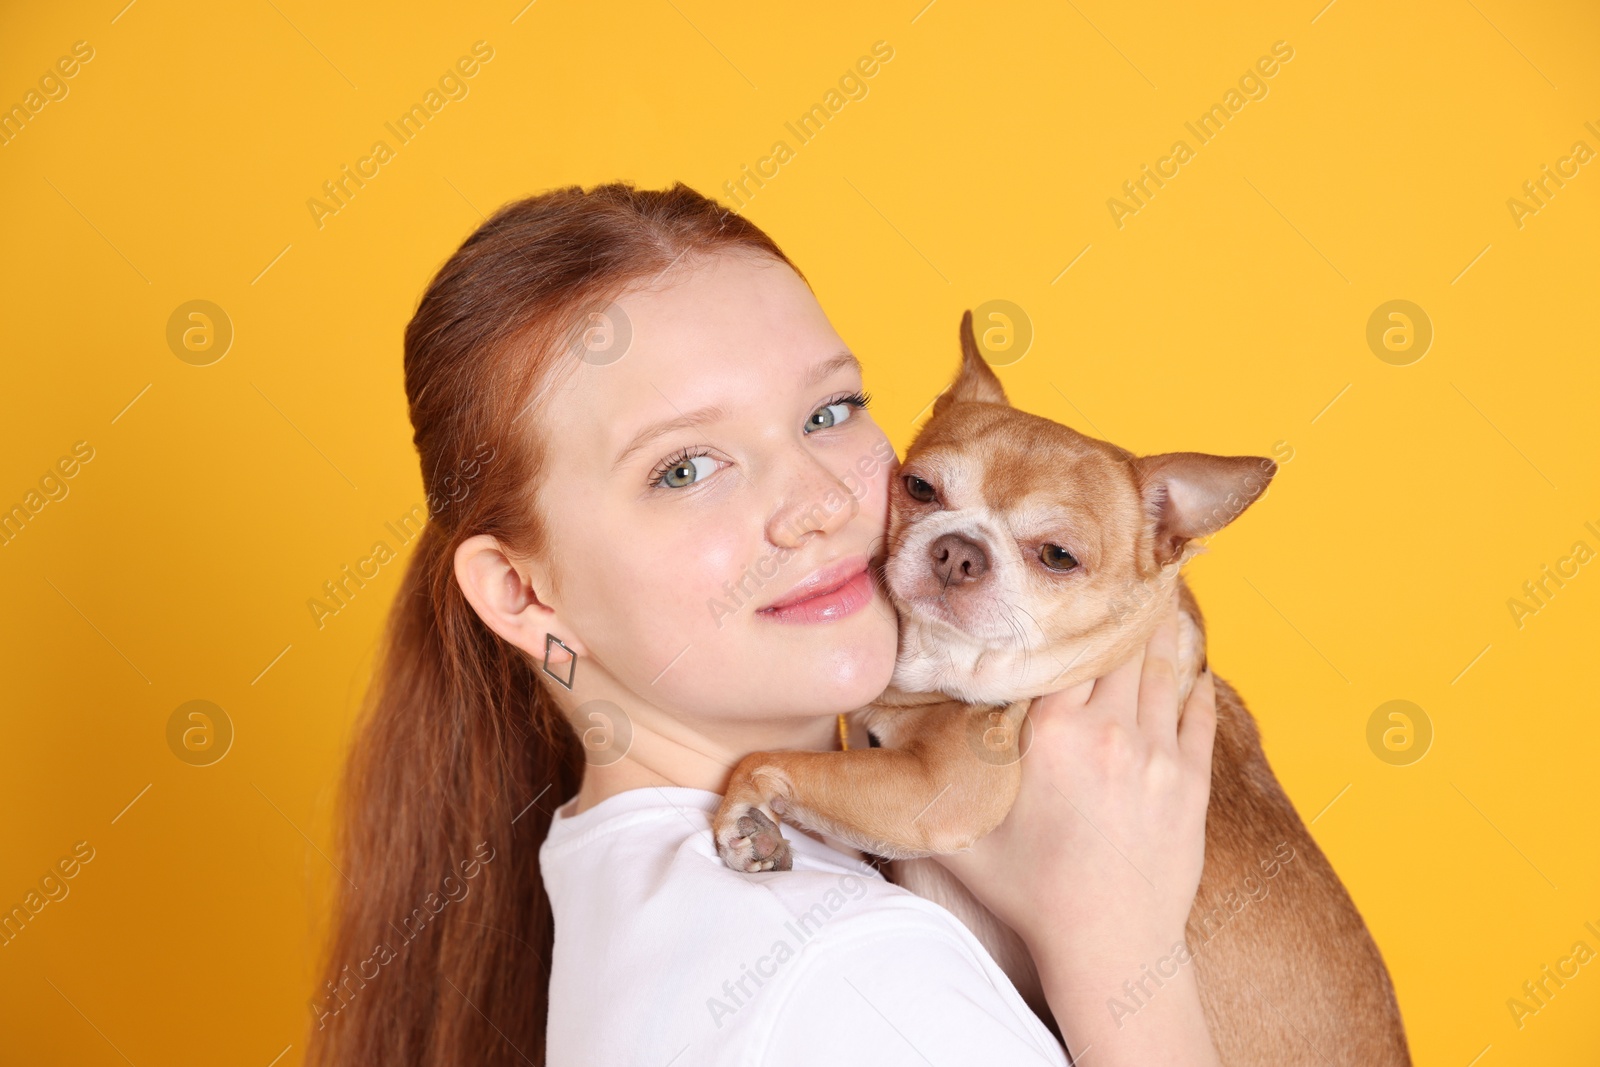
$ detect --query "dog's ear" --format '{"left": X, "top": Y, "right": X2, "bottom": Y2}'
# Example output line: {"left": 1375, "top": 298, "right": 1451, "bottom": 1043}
{"left": 1132, "top": 452, "right": 1278, "bottom": 567}
{"left": 932, "top": 310, "right": 1010, "bottom": 419}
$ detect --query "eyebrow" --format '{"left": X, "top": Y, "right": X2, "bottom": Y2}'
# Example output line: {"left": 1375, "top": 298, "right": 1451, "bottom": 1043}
{"left": 610, "top": 349, "right": 863, "bottom": 473}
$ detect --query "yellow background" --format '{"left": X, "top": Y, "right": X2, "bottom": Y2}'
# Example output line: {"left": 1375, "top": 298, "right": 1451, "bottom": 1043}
{"left": 2, "top": 0, "right": 1597, "bottom": 1063}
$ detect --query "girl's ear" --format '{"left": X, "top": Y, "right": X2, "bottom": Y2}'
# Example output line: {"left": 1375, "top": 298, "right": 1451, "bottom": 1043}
{"left": 452, "top": 533, "right": 590, "bottom": 658}
{"left": 932, "top": 309, "right": 1011, "bottom": 419}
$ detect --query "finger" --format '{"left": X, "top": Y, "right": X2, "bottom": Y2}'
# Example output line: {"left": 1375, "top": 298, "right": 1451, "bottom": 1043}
{"left": 1033, "top": 674, "right": 1097, "bottom": 711}
{"left": 1177, "top": 667, "right": 1218, "bottom": 772}
{"left": 1085, "top": 636, "right": 1146, "bottom": 724}
{"left": 1027, "top": 682, "right": 1097, "bottom": 741}
{"left": 1136, "top": 598, "right": 1182, "bottom": 745}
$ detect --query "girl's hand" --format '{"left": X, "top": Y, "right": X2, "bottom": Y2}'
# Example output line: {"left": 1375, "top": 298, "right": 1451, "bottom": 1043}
{"left": 930, "top": 592, "right": 1220, "bottom": 1062}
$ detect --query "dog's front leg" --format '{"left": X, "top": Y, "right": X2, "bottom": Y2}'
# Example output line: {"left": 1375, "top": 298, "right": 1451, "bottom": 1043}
{"left": 712, "top": 701, "right": 1028, "bottom": 872}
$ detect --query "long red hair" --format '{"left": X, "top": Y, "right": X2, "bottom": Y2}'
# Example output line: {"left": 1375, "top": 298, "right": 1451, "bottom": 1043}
{"left": 305, "top": 183, "right": 802, "bottom": 1066}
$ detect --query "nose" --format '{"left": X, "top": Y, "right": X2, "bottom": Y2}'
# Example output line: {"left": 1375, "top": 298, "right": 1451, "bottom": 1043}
{"left": 929, "top": 532, "right": 989, "bottom": 585}
{"left": 767, "top": 448, "right": 861, "bottom": 549}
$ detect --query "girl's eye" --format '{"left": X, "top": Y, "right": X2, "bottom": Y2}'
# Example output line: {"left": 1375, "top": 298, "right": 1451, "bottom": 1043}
{"left": 650, "top": 392, "right": 870, "bottom": 490}
{"left": 805, "top": 391, "right": 871, "bottom": 434}
{"left": 652, "top": 452, "right": 720, "bottom": 489}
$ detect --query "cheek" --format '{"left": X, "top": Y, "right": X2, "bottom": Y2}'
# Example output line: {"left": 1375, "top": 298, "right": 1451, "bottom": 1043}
{"left": 870, "top": 447, "right": 893, "bottom": 507}
{"left": 574, "top": 506, "right": 751, "bottom": 665}
{"left": 1048, "top": 570, "right": 1133, "bottom": 633}
{"left": 856, "top": 430, "right": 894, "bottom": 535}
{"left": 658, "top": 526, "right": 748, "bottom": 626}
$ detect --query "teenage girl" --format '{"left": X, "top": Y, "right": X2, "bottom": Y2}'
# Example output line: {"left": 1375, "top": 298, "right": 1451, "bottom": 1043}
{"left": 306, "top": 182, "right": 1220, "bottom": 1067}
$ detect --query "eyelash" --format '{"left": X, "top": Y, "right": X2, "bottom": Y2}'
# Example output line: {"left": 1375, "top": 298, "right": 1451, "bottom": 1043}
{"left": 647, "top": 390, "right": 873, "bottom": 489}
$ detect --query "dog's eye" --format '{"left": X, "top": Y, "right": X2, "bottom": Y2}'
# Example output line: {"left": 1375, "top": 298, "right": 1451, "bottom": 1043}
{"left": 1040, "top": 544, "right": 1079, "bottom": 571}
{"left": 903, "top": 475, "right": 937, "bottom": 503}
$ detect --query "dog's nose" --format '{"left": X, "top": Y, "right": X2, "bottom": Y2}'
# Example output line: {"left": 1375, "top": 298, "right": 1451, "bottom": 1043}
{"left": 929, "top": 532, "right": 989, "bottom": 584}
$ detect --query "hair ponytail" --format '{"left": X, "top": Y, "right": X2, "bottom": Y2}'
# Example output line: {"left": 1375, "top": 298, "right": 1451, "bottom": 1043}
{"left": 306, "top": 517, "right": 581, "bottom": 1066}
{"left": 305, "top": 182, "right": 802, "bottom": 1066}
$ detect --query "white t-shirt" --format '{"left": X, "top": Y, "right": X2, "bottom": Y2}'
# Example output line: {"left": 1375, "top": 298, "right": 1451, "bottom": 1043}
{"left": 540, "top": 785, "right": 1070, "bottom": 1066}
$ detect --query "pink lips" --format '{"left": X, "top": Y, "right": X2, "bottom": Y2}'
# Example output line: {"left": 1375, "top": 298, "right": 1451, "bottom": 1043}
{"left": 757, "top": 556, "right": 875, "bottom": 624}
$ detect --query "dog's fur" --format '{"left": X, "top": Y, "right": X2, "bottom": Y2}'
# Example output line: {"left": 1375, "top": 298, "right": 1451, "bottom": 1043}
{"left": 712, "top": 312, "right": 1410, "bottom": 1064}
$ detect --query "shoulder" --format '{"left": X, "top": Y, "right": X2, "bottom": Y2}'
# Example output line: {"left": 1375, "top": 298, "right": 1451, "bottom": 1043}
{"left": 540, "top": 785, "right": 926, "bottom": 964}
{"left": 735, "top": 908, "right": 1070, "bottom": 1066}
{"left": 540, "top": 786, "right": 1066, "bottom": 1066}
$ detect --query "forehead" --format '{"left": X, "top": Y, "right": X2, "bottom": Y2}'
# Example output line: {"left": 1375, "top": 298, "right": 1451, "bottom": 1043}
{"left": 613, "top": 249, "right": 821, "bottom": 342}
{"left": 539, "top": 251, "right": 845, "bottom": 455}
{"left": 911, "top": 406, "right": 1135, "bottom": 507}
{"left": 904, "top": 406, "right": 1141, "bottom": 561}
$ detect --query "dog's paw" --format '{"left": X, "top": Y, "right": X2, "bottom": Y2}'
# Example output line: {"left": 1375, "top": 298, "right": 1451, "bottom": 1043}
{"left": 715, "top": 805, "right": 793, "bottom": 873}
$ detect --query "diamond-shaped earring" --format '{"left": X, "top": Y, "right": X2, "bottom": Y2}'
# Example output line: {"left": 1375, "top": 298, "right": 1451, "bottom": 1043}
{"left": 542, "top": 633, "right": 576, "bottom": 690}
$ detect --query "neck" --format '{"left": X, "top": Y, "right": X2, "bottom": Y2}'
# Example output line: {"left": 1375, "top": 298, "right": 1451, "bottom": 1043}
{"left": 565, "top": 708, "right": 842, "bottom": 813}
{"left": 563, "top": 709, "right": 869, "bottom": 864}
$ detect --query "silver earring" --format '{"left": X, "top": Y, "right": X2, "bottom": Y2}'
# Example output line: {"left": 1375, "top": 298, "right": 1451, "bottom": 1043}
{"left": 542, "top": 633, "right": 576, "bottom": 690}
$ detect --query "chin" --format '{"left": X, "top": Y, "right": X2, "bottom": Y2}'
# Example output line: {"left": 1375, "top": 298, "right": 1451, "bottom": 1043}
{"left": 886, "top": 600, "right": 1048, "bottom": 705}
{"left": 826, "top": 616, "right": 900, "bottom": 708}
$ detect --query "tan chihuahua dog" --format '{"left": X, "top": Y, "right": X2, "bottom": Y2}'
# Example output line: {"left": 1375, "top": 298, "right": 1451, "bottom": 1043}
{"left": 712, "top": 312, "right": 1409, "bottom": 1065}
